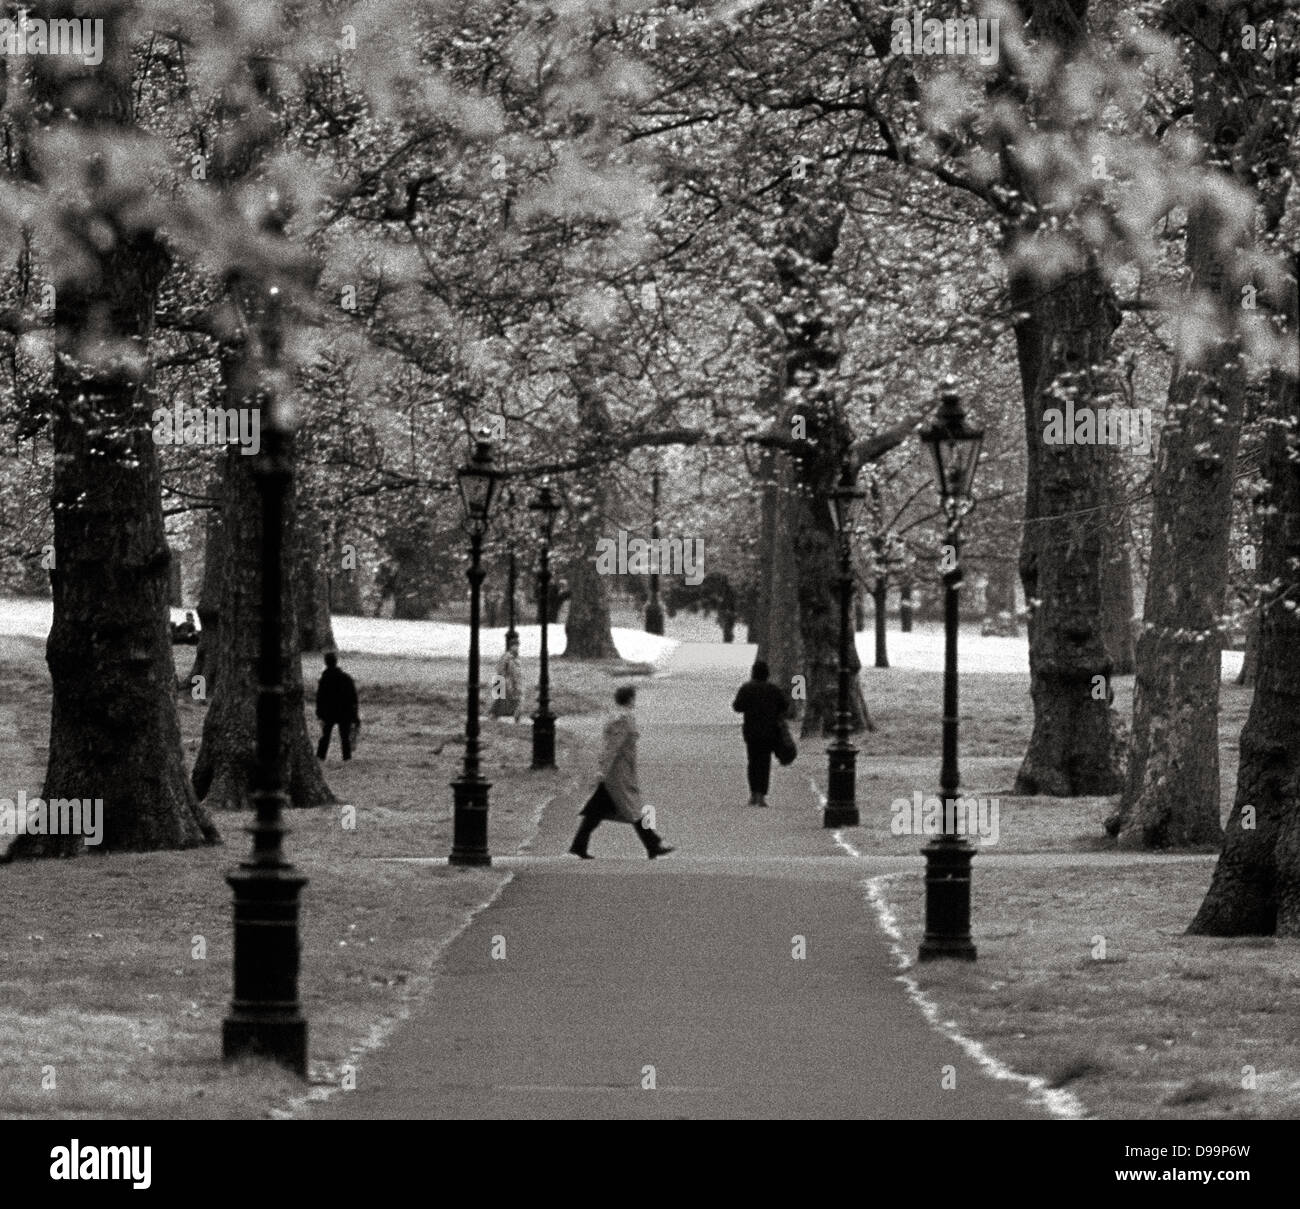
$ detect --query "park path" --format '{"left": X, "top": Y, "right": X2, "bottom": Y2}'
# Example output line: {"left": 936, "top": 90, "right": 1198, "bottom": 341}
{"left": 308, "top": 642, "right": 1053, "bottom": 1120}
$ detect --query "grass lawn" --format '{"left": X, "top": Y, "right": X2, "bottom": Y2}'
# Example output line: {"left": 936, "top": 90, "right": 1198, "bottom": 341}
{"left": 0, "top": 634, "right": 626, "bottom": 1119}
{"left": 884, "top": 864, "right": 1300, "bottom": 1119}
{"left": 858, "top": 652, "right": 1299, "bottom": 1119}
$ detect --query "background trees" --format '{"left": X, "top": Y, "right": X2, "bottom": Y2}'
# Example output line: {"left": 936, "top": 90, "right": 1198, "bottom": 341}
{"left": 0, "top": 0, "right": 1293, "bottom": 945}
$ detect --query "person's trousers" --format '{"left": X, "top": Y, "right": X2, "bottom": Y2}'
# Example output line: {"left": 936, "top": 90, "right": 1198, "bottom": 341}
{"left": 318, "top": 719, "right": 352, "bottom": 761}
{"left": 571, "top": 813, "right": 665, "bottom": 856}
{"left": 745, "top": 740, "right": 774, "bottom": 795}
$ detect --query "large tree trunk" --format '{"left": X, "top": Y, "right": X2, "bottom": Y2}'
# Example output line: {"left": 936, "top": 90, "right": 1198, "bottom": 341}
{"left": 1009, "top": 261, "right": 1127, "bottom": 796}
{"left": 1001, "top": 0, "right": 1125, "bottom": 796}
{"left": 166, "top": 547, "right": 183, "bottom": 608}
{"left": 8, "top": 8, "right": 216, "bottom": 857}
{"left": 754, "top": 450, "right": 807, "bottom": 723}
{"left": 192, "top": 400, "right": 334, "bottom": 811}
{"left": 1189, "top": 284, "right": 1300, "bottom": 934}
{"left": 1111, "top": 5, "right": 1288, "bottom": 847}
{"left": 563, "top": 383, "right": 619, "bottom": 660}
{"left": 769, "top": 193, "right": 871, "bottom": 735}
{"left": 562, "top": 540, "right": 618, "bottom": 659}
{"left": 1110, "top": 243, "right": 1245, "bottom": 844}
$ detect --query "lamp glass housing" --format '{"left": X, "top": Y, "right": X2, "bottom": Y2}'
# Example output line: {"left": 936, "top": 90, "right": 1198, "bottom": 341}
{"left": 529, "top": 480, "right": 560, "bottom": 543}
{"left": 457, "top": 439, "right": 498, "bottom": 534}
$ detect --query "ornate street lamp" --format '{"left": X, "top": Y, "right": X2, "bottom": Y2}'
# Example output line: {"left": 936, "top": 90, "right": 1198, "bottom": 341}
{"left": 644, "top": 465, "right": 665, "bottom": 635}
{"left": 918, "top": 377, "right": 984, "bottom": 962}
{"left": 222, "top": 389, "right": 309, "bottom": 1076}
{"left": 530, "top": 479, "right": 561, "bottom": 770}
{"left": 824, "top": 463, "right": 865, "bottom": 828}
{"left": 449, "top": 434, "right": 500, "bottom": 866}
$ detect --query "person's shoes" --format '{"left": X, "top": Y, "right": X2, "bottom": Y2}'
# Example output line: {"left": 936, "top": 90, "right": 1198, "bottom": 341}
{"left": 756, "top": 796, "right": 769, "bottom": 807}
{"left": 747, "top": 793, "right": 758, "bottom": 806}
{"left": 648, "top": 843, "right": 675, "bottom": 860}
{"left": 568, "top": 843, "right": 594, "bottom": 859}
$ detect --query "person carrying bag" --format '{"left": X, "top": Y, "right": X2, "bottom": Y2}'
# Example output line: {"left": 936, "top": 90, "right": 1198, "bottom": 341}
{"left": 732, "top": 660, "right": 792, "bottom": 807}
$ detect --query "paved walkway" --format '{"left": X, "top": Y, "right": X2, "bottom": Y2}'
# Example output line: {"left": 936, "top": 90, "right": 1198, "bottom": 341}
{"left": 310, "top": 643, "right": 1053, "bottom": 1119}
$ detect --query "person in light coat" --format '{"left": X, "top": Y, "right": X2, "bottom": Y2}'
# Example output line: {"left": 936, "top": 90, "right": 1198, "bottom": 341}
{"left": 490, "top": 634, "right": 523, "bottom": 722}
{"left": 569, "top": 685, "right": 674, "bottom": 859}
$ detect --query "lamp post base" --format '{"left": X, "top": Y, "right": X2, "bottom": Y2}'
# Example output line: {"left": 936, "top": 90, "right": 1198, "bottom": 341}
{"left": 222, "top": 865, "right": 309, "bottom": 1075}
{"left": 223, "top": 1017, "right": 308, "bottom": 1076}
{"left": 823, "top": 739, "right": 859, "bottom": 828}
{"left": 918, "top": 835, "right": 976, "bottom": 961}
{"left": 450, "top": 776, "right": 492, "bottom": 866}
{"left": 531, "top": 711, "right": 556, "bottom": 770}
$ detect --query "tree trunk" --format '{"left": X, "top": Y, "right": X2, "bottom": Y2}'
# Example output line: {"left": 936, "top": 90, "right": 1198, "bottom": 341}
{"left": 563, "top": 382, "right": 620, "bottom": 660}
{"left": 998, "top": 0, "right": 1125, "bottom": 796}
{"left": 899, "top": 581, "right": 914, "bottom": 632}
{"left": 1189, "top": 299, "right": 1300, "bottom": 934}
{"left": 562, "top": 543, "right": 619, "bottom": 659}
{"left": 873, "top": 578, "right": 889, "bottom": 669}
{"left": 767, "top": 193, "right": 872, "bottom": 735}
{"left": 1111, "top": 7, "right": 1283, "bottom": 847}
{"left": 192, "top": 407, "right": 334, "bottom": 811}
{"left": 1009, "top": 261, "right": 1127, "bottom": 796}
{"left": 8, "top": 16, "right": 216, "bottom": 857}
{"left": 749, "top": 446, "right": 777, "bottom": 649}
{"left": 755, "top": 451, "right": 807, "bottom": 713}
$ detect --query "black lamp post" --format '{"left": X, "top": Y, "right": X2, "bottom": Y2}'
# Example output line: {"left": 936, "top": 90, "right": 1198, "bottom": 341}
{"left": 530, "top": 479, "right": 561, "bottom": 770}
{"left": 824, "top": 463, "right": 865, "bottom": 828}
{"left": 222, "top": 390, "right": 308, "bottom": 1076}
{"left": 505, "top": 488, "right": 519, "bottom": 647}
{"left": 449, "top": 435, "right": 499, "bottom": 867}
{"left": 918, "top": 377, "right": 984, "bottom": 962}
{"left": 644, "top": 465, "right": 665, "bottom": 635}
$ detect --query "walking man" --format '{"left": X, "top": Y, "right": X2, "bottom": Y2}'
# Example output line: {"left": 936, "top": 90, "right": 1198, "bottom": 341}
{"left": 732, "top": 660, "right": 789, "bottom": 807}
{"left": 316, "top": 651, "right": 359, "bottom": 762}
{"left": 569, "top": 685, "right": 675, "bottom": 859}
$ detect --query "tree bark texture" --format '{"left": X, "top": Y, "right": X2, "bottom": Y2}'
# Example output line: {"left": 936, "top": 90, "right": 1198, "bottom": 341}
{"left": 10, "top": 7, "right": 216, "bottom": 857}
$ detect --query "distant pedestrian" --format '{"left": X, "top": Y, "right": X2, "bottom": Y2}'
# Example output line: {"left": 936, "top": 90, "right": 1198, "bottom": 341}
{"left": 569, "top": 685, "right": 674, "bottom": 859}
{"left": 316, "top": 651, "right": 359, "bottom": 762}
{"left": 490, "top": 634, "right": 523, "bottom": 722}
{"left": 732, "top": 660, "right": 789, "bottom": 807}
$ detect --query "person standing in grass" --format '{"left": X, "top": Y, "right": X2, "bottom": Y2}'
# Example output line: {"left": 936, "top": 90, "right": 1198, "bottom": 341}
{"left": 315, "top": 651, "right": 359, "bottom": 762}
{"left": 732, "top": 659, "right": 789, "bottom": 807}
{"left": 490, "top": 634, "right": 523, "bottom": 722}
{"left": 569, "top": 685, "right": 674, "bottom": 859}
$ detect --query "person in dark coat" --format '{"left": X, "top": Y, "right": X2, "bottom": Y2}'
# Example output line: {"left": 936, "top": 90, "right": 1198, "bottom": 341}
{"left": 569, "top": 685, "right": 674, "bottom": 859}
{"left": 315, "top": 651, "right": 359, "bottom": 761}
{"left": 732, "top": 660, "right": 788, "bottom": 807}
